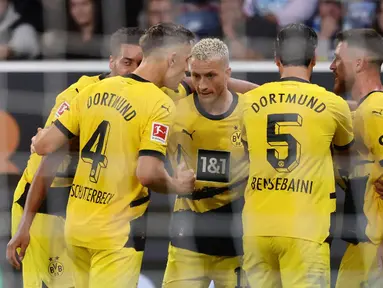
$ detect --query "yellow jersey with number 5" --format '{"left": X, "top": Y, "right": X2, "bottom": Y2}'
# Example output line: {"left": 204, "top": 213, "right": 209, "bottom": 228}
{"left": 242, "top": 77, "right": 354, "bottom": 243}
{"left": 55, "top": 74, "right": 175, "bottom": 250}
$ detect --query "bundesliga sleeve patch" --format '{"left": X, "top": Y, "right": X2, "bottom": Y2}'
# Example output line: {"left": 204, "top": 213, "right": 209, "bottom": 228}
{"left": 151, "top": 122, "right": 169, "bottom": 144}
{"left": 55, "top": 101, "right": 70, "bottom": 118}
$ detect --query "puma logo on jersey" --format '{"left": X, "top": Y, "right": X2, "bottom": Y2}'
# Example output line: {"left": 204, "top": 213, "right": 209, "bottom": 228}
{"left": 161, "top": 105, "right": 170, "bottom": 113}
{"left": 182, "top": 129, "right": 195, "bottom": 140}
{"left": 372, "top": 109, "right": 383, "bottom": 116}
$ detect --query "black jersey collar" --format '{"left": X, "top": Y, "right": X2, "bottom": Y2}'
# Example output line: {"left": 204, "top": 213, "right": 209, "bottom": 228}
{"left": 279, "top": 77, "right": 310, "bottom": 83}
{"left": 124, "top": 73, "right": 151, "bottom": 83}
{"left": 99, "top": 72, "right": 110, "bottom": 80}
{"left": 193, "top": 91, "right": 238, "bottom": 120}
{"left": 358, "top": 90, "right": 383, "bottom": 107}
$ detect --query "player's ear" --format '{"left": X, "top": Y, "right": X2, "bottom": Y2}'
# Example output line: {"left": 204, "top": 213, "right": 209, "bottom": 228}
{"left": 274, "top": 56, "right": 281, "bottom": 68}
{"left": 311, "top": 54, "right": 317, "bottom": 68}
{"left": 109, "top": 55, "right": 115, "bottom": 71}
{"left": 225, "top": 66, "right": 232, "bottom": 78}
{"left": 355, "top": 57, "right": 365, "bottom": 73}
{"left": 168, "top": 52, "right": 177, "bottom": 68}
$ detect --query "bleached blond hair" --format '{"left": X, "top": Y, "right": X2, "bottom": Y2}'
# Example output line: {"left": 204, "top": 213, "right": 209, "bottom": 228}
{"left": 191, "top": 38, "right": 229, "bottom": 65}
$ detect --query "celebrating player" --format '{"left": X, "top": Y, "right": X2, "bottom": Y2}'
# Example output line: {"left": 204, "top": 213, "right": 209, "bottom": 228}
{"left": 6, "top": 27, "right": 145, "bottom": 288}
{"left": 241, "top": 23, "right": 354, "bottom": 287}
{"left": 164, "top": 38, "right": 248, "bottom": 287}
{"left": 329, "top": 29, "right": 383, "bottom": 287}
{"left": 8, "top": 23, "right": 196, "bottom": 287}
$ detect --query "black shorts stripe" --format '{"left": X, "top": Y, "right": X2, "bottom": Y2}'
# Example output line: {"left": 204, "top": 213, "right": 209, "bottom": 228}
{"left": 16, "top": 182, "right": 70, "bottom": 216}
{"left": 54, "top": 120, "right": 75, "bottom": 139}
{"left": 334, "top": 139, "right": 355, "bottom": 151}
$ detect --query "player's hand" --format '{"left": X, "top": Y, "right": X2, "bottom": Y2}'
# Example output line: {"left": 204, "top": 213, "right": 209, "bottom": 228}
{"left": 375, "top": 175, "right": 383, "bottom": 199}
{"left": 30, "top": 127, "right": 43, "bottom": 154}
{"left": 174, "top": 162, "right": 196, "bottom": 195}
{"left": 6, "top": 226, "right": 30, "bottom": 270}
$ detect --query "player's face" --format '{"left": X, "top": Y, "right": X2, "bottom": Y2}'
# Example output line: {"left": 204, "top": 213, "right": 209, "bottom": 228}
{"left": 163, "top": 43, "right": 192, "bottom": 90}
{"left": 109, "top": 44, "right": 143, "bottom": 76}
{"left": 190, "top": 57, "right": 230, "bottom": 99}
{"left": 70, "top": 0, "right": 93, "bottom": 26}
{"left": 330, "top": 42, "right": 355, "bottom": 95}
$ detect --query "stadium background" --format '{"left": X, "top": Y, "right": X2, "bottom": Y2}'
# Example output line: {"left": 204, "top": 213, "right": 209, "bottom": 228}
{"left": 0, "top": 0, "right": 382, "bottom": 287}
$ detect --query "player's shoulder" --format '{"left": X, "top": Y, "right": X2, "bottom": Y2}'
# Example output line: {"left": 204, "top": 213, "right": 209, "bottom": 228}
{"left": 360, "top": 90, "right": 383, "bottom": 107}
{"left": 73, "top": 74, "right": 104, "bottom": 90}
{"left": 161, "top": 81, "right": 192, "bottom": 102}
{"left": 357, "top": 90, "right": 383, "bottom": 116}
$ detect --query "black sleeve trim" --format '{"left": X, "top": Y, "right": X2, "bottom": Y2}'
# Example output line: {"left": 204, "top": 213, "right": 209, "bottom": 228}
{"left": 139, "top": 150, "right": 165, "bottom": 162}
{"left": 53, "top": 120, "right": 75, "bottom": 139}
{"left": 334, "top": 139, "right": 355, "bottom": 151}
{"left": 379, "top": 160, "right": 383, "bottom": 168}
{"left": 181, "top": 80, "right": 193, "bottom": 96}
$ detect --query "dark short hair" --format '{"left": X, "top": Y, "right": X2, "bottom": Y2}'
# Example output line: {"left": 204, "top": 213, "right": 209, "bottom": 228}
{"left": 139, "top": 23, "right": 195, "bottom": 56}
{"left": 336, "top": 28, "right": 383, "bottom": 67}
{"left": 275, "top": 23, "right": 318, "bottom": 67}
{"left": 110, "top": 27, "right": 145, "bottom": 56}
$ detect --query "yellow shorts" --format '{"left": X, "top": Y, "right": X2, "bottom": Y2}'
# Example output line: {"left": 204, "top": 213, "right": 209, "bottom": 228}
{"left": 243, "top": 236, "right": 330, "bottom": 288}
{"left": 162, "top": 244, "right": 243, "bottom": 288}
{"left": 336, "top": 242, "right": 383, "bottom": 288}
{"left": 67, "top": 245, "right": 143, "bottom": 288}
{"left": 12, "top": 200, "right": 74, "bottom": 288}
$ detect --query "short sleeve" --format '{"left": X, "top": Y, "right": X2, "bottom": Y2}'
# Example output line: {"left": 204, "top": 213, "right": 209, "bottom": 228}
{"left": 332, "top": 98, "right": 355, "bottom": 150}
{"left": 53, "top": 93, "right": 82, "bottom": 139}
{"left": 139, "top": 97, "right": 176, "bottom": 161}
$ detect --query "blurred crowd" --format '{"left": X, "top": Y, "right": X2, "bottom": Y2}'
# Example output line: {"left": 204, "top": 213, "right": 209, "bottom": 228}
{"left": 1, "top": 0, "right": 383, "bottom": 61}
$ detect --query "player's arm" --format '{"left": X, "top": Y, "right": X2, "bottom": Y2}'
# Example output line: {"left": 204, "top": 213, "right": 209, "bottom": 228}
{"left": 34, "top": 92, "right": 81, "bottom": 155}
{"left": 331, "top": 98, "right": 355, "bottom": 173}
{"left": 136, "top": 98, "right": 195, "bottom": 195}
{"left": 183, "top": 77, "right": 259, "bottom": 94}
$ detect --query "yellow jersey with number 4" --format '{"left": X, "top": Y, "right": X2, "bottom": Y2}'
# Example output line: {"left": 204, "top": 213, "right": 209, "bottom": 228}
{"left": 55, "top": 74, "right": 175, "bottom": 249}
{"left": 242, "top": 77, "right": 354, "bottom": 243}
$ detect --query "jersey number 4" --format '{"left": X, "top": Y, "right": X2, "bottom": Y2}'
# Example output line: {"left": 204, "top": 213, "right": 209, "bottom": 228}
{"left": 81, "top": 120, "right": 110, "bottom": 183}
{"left": 267, "top": 113, "right": 302, "bottom": 173}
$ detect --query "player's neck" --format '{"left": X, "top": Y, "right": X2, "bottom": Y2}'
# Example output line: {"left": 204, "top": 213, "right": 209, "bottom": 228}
{"left": 280, "top": 66, "right": 311, "bottom": 82}
{"left": 351, "top": 71, "right": 383, "bottom": 103}
{"left": 132, "top": 61, "right": 165, "bottom": 87}
{"left": 198, "top": 89, "right": 233, "bottom": 115}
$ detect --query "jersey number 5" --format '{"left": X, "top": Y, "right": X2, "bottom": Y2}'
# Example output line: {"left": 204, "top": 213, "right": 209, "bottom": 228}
{"left": 267, "top": 113, "right": 302, "bottom": 173}
{"left": 81, "top": 120, "right": 110, "bottom": 183}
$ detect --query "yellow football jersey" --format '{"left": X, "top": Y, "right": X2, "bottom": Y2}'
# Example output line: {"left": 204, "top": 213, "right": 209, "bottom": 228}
{"left": 55, "top": 74, "right": 175, "bottom": 250}
{"left": 351, "top": 91, "right": 383, "bottom": 244}
{"left": 161, "top": 80, "right": 192, "bottom": 102}
{"left": 242, "top": 77, "right": 354, "bottom": 243}
{"left": 15, "top": 74, "right": 105, "bottom": 203}
{"left": 167, "top": 92, "right": 248, "bottom": 256}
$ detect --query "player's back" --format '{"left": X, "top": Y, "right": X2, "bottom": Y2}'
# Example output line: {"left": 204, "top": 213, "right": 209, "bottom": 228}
{"left": 60, "top": 74, "right": 175, "bottom": 249}
{"left": 242, "top": 77, "right": 354, "bottom": 243}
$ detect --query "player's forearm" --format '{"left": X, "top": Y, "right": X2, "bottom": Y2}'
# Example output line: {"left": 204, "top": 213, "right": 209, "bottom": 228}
{"left": 20, "top": 151, "right": 66, "bottom": 229}
{"left": 139, "top": 165, "right": 179, "bottom": 194}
